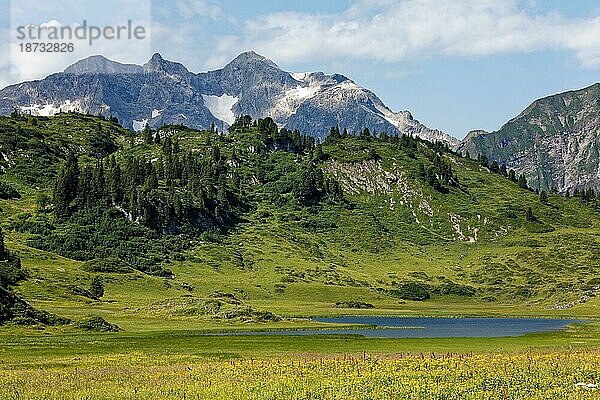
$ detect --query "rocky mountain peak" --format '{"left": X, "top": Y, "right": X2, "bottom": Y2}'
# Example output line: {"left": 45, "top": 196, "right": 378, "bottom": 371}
{"left": 224, "top": 51, "right": 280, "bottom": 70}
{"left": 0, "top": 51, "right": 458, "bottom": 146}
{"left": 64, "top": 55, "right": 143, "bottom": 75}
{"left": 143, "top": 53, "right": 190, "bottom": 76}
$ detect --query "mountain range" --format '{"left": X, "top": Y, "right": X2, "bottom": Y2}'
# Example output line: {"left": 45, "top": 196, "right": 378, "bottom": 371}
{"left": 458, "top": 83, "right": 600, "bottom": 193}
{"left": 0, "top": 51, "right": 457, "bottom": 146}
{"left": 2, "top": 52, "right": 600, "bottom": 192}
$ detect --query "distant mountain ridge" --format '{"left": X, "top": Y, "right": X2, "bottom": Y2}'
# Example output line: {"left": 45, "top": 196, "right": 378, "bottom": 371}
{"left": 457, "top": 83, "right": 600, "bottom": 193}
{"left": 0, "top": 51, "right": 459, "bottom": 146}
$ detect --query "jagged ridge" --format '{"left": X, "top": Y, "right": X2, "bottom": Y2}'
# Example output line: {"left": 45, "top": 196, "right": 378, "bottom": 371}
{"left": 0, "top": 52, "right": 458, "bottom": 146}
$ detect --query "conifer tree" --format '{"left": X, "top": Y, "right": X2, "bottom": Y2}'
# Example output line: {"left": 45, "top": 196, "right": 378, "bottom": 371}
{"left": 499, "top": 164, "right": 507, "bottom": 176}
{"left": 526, "top": 207, "right": 535, "bottom": 221}
{"left": 518, "top": 174, "right": 528, "bottom": 189}
{"left": 53, "top": 153, "right": 79, "bottom": 219}
{"left": 539, "top": 190, "right": 548, "bottom": 205}
{"left": 143, "top": 124, "right": 153, "bottom": 144}
{"left": 489, "top": 160, "right": 499, "bottom": 173}
{"left": 89, "top": 276, "right": 104, "bottom": 300}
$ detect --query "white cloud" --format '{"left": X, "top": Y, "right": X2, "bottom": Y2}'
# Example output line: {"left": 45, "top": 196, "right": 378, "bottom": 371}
{"left": 4, "top": 0, "right": 600, "bottom": 89}
{"left": 213, "top": 0, "right": 600, "bottom": 68}
{"left": 176, "top": 0, "right": 223, "bottom": 21}
{"left": 8, "top": 19, "right": 152, "bottom": 84}
{"left": 39, "top": 20, "right": 62, "bottom": 29}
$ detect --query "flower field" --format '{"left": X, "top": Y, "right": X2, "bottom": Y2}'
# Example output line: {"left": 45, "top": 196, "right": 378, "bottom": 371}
{"left": 1, "top": 351, "right": 599, "bottom": 399}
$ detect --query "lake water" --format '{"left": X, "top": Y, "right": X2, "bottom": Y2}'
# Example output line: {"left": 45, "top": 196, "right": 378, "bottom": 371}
{"left": 215, "top": 316, "right": 582, "bottom": 338}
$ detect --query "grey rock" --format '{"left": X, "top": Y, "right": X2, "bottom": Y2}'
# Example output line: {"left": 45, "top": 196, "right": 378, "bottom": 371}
{"left": 457, "top": 83, "right": 600, "bottom": 192}
{"left": 0, "top": 51, "right": 458, "bottom": 146}
{"left": 64, "top": 55, "right": 143, "bottom": 75}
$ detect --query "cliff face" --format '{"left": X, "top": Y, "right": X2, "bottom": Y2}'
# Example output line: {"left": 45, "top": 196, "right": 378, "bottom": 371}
{"left": 457, "top": 83, "right": 600, "bottom": 192}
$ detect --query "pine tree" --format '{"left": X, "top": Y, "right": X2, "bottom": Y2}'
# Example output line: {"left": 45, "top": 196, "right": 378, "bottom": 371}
{"left": 294, "top": 163, "right": 323, "bottom": 205}
{"left": 489, "top": 161, "right": 499, "bottom": 173}
{"left": 53, "top": 166, "right": 70, "bottom": 219}
{"left": 499, "top": 164, "right": 507, "bottom": 176}
{"left": 77, "top": 167, "right": 94, "bottom": 208}
{"left": 517, "top": 174, "right": 528, "bottom": 190}
{"left": 92, "top": 160, "right": 106, "bottom": 204}
{"left": 87, "top": 122, "right": 116, "bottom": 158}
{"left": 53, "top": 153, "right": 79, "bottom": 219}
{"left": 328, "top": 126, "right": 341, "bottom": 141}
{"left": 477, "top": 153, "right": 488, "bottom": 167}
{"left": 89, "top": 276, "right": 104, "bottom": 300}
{"left": 526, "top": 207, "right": 535, "bottom": 221}
{"left": 0, "top": 226, "right": 7, "bottom": 260}
{"left": 539, "top": 190, "right": 548, "bottom": 205}
{"left": 108, "top": 159, "right": 122, "bottom": 203}
{"left": 0, "top": 226, "right": 25, "bottom": 287}
{"left": 143, "top": 166, "right": 159, "bottom": 192}
{"left": 64, "top": 153, "right": 80, "bottom": 201}
{"left": 417, "top": 163, "right": 427, "bottom": 179}
{"left": 143, "top": 124, "right": 153, "bottom": 144}
{"left": 313, "top": 143, "right": 324, "bottom": 161}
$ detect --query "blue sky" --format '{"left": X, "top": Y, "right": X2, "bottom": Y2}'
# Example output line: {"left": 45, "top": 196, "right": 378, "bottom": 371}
{"left": 2, "top": 0, "right": 600, "bottom": 139}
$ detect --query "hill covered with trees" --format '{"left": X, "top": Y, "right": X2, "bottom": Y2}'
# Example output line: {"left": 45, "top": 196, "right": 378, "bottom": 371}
{"left": 1, "top": 112, "right": 600, "bottom": 328}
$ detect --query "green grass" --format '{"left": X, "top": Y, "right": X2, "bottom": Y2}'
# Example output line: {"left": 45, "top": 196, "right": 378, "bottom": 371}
{"left": 1, "top": 320, "right": 599, "bottom": 363}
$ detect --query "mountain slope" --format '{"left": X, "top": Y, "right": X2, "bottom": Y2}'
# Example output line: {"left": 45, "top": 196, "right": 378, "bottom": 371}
{"left": 0, "top": 52, "right": 458, "bottom": 146}
{"left": 458, "top": 83, "right": 600, "bottom": 192}
{"left": 2, "top": 113, "right": 600, "bottom": 329}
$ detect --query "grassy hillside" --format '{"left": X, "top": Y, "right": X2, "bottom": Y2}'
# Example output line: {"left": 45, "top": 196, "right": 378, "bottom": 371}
{"left": 1, "top": 113, "right": 600, "bottom": 331}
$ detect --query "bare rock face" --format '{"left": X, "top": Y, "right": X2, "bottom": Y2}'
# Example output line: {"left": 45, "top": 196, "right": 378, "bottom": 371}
{"left": 0, "top": 51, "right": 458, "bottom": 146}
{"left": 457, "top": 83, "right": 600, "bottom": 192}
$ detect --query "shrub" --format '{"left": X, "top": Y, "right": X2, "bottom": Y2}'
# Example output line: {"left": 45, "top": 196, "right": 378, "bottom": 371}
{"left": 434, "top": 282, "right": 477, "bottom": 297}
{"left": 0, "top": 287, "right": 70, "bottom": 325}
{"left": 332, "top": 301, "right": 375, "bottom": 309}
{"left": 89, "top": 277, "right": 104, "bottom": 300}
{"left": 387, "top": 282, "right": 430, "bottom": 301}
{"left": 0, "top": 256, "right": 26, "bottom": 287}
{"left": 78, "top": 315, "right": 121, "bottom": 332}
{"left": 81, "top": 257, "right": 133, "bottom": 273}
{"left": 0, "top": 182, "right": 20, "bottom": 199}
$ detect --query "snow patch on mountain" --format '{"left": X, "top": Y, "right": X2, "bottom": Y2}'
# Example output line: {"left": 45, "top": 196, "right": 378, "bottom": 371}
{"left": 286, "top": 84, "right": 320, "bottom": 100}
{"left": 133, "top": 119, "right": 148, "bottom": 132}
{"left": 269, "top": 78, "right": 323, "bottom": 123}
{"left": 291, "top": 72, "right": 309, "bottom": 81}
{"left": 202, "top": 94, "right": 238, "bottom": 125}
{"left": 20, "top": 100, "right": 82, "bottom": 116}
{"left": 336, "top": 80, "right": 360, "bottom": 91}
{"left": 152, "top": 109, "right": 163, "bottom": 119}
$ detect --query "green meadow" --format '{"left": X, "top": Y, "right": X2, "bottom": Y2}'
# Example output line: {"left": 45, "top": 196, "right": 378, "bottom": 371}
{"left": 1, "top": 113, "right": 600, "bottom": 398}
